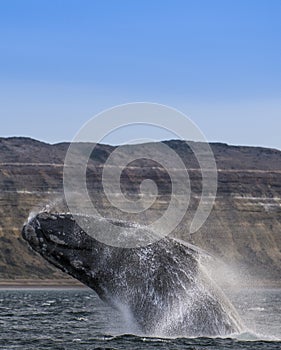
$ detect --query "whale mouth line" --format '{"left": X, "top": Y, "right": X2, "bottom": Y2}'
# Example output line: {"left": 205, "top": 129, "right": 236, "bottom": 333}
{"left": 41, "top": 231, "right": 91, "bottom": 251}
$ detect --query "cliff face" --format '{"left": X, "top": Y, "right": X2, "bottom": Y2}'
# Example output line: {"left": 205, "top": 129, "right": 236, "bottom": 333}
{"left": 0, "top": 137, "right": 280, "bottom": 285}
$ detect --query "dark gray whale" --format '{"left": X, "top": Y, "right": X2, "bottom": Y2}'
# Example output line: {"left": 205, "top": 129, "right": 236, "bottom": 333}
{"left": 22, "top": 212, "right": 243, "bottom": 337}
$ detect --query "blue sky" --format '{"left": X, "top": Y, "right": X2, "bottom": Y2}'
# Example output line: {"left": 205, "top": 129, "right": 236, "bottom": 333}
{"left": 0, "top": 0, "right": 281, "bottom": 148}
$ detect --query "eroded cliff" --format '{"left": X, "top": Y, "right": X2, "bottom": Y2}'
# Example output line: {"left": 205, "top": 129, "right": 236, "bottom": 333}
{"left": 0, "top": 137, "right": 280, "bottom": 285}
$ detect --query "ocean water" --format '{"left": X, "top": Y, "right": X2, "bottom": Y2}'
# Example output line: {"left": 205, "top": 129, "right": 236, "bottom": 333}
{"left": 0, "top": 288, "right": 280, "bottom": 350}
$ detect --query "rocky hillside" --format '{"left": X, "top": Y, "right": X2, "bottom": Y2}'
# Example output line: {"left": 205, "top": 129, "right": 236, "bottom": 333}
{"left": 0, "top": 137, "right": 280, "bottom": 286}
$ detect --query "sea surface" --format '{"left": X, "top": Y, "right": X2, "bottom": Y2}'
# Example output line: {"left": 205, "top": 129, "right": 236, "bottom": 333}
{"left": 0, "top": 288, "right": 280, "bottom": 350}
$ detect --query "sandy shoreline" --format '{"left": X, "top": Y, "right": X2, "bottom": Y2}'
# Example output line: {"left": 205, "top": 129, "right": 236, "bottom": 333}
{"left": 0, "top": 279, "right": 280, "bottom": 290}
{"left": 0, "top": 279, "right": 87, "bottom": 289}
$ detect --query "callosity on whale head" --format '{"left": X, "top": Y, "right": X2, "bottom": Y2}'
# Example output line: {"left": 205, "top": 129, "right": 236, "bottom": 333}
{"left": 22, "top": 211, "right": 244, "bottom": 337}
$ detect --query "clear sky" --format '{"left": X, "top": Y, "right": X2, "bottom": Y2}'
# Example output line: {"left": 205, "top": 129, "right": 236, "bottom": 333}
{"left": 0, "top": 0, "right": 281, "bottom": 149}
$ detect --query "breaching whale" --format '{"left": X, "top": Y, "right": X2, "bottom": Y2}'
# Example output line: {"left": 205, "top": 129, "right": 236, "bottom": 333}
{"left": 22, "top": 211, "right": 243, "bottom": 337}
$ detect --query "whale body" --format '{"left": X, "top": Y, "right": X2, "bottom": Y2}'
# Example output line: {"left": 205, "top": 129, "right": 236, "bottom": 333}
{"left": 22, "top": 212, "right": 243, "bottom": 337}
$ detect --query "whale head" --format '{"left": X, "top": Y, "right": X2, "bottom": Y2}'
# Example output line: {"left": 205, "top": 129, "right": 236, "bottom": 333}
{"left": 22, "top": 212, "right": 94, "bottom": 252}
{"left": 22, "top": 212, "right": 110, "bottom": 294}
